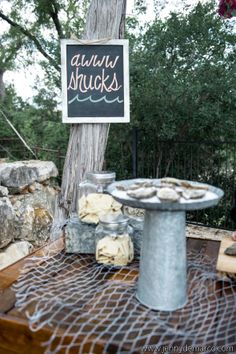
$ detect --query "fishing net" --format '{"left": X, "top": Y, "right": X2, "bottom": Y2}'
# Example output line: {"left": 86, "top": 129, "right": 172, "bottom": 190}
{"left": 13, "top": 243, "right": 236, "bottom": 354}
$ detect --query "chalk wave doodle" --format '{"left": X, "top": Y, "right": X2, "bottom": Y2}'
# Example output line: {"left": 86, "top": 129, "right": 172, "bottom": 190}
{"left": 68, "top": 94, "right": 124, "bottom": 104}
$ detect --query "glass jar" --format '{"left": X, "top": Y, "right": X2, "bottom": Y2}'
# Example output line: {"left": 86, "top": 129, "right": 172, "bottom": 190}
{"left": 79, "top": 171, "right": 116, "bottom": 198}
{"left": 65, "top": 213, "right": 81, "bottom": 253}
{"left": 95, "top": 214, "right": 134, "bottom": 267}
{"left": 78, "top": 171, "right": 122, "bottom": 225}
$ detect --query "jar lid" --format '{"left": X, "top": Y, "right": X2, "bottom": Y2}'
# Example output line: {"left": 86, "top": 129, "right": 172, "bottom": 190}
{"left": 86, "top": 171, "right": 116, "bottom": 184}
{"left": 99, "top": 214, "right": 129, "bottom": 229}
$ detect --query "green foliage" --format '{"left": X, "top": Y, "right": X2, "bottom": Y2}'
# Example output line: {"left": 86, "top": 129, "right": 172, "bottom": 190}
{"left": 0, "top": 0, "right": 89, "bottom": 87}
{"left": 0, "top": 0, "right": 236, "bottom": 228}
{"left": 130, "top": 1, "right": 235, "bottom": 141}
{"left": 107, "top": 1, "right": 236, "bottom": 183}
{"left": 0, "top": 86, "right": 69, "bottom": 162}
{"left": 1, "top": 1, "right": 235, "bottom": 155}
{"left": 0, "top": 0, "right": 87, "bottom": 160}
{"left": 107, "top": 1, "right": 236, "bottom": 229}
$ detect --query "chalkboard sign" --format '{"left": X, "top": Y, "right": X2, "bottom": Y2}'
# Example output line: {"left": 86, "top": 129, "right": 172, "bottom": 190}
{"left": 61, "top": 39, "right": 130, "bottom": 123}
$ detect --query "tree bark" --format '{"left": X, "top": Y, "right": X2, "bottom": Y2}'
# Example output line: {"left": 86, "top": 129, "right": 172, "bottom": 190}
{"left": 51, "top": 0, "right": 127, "bottom": 238}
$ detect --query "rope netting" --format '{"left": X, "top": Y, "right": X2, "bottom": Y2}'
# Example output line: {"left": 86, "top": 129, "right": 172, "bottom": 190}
{"left": 13, "top": 245, "right": 236, "bottom": 354}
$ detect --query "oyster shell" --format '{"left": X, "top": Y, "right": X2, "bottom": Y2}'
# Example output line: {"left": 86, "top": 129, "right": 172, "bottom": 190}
{"left": 157, "top": 187, "right": 180, "bottom": 202}
{"left": 127, "top": 187, "right": 157, "bottom": 199}
{"left": 160, "top": 177, "right": 182, "bottom": 186}
{"left": 161, "top": 177, "right": 209, "bottom": 190}
{"left": 182, "top": 189, "right": 206, "bottom": 200}
{"left": 116, "top": 185, "right": 127, "bottom": 191}
{"left": 179, "top": 180, "right": 208, "bottom": 190}
{"left": 129, "top": 183, "right": 144, "bottom": 190}
{"left": 224, "top": 244, "right": 236, "bottom": 256}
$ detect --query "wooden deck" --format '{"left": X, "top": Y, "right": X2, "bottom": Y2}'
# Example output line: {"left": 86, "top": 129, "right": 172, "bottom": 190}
{"left": 0, "top": 237, "right": 234, "bottom": 354}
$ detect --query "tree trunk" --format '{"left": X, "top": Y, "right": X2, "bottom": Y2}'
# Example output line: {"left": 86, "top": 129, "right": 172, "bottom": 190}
{"left": 51, "top": 0, "right": 127, "bottom": 238}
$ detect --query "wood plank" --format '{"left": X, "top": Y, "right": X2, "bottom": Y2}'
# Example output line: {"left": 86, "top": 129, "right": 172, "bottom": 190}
{"left": 0, "top": 233, "right": 221, "bottom": 293}
{"left": 187, "top": 238, "right": 207, "bottom": 253}
{"left": 187, "top": 238, "right": 220, "bottom": 260}
{"left": 0, "top": 238, "right": 233, "bottom": 354}
{"left": 0, "top": 349, "right": 19, "bottom": 354}
{"left": 0, "top": 314, "right": 47, "bottom": 354}
{"left": 6, "top": 307, "right": 26, "bottom": 319}
{"left": 0, "top": 347, "right": 19, "bottom": 354}
{"left": 204, "top": 240, "right": 220, "bottom": 259}
{"left": 0, "top": 313, "right": 107, "bottom": 354}
{"left": 216, "top": 238, "right": 236, "bottom": 273}
{"left": 186, "top": 223, "right": 232, "bottom": 242}
{"left": 0, "top": 238, "right": 64, "bottom": 290}
{"left": 0, "top": 239, "right": 220, "bottom": 317}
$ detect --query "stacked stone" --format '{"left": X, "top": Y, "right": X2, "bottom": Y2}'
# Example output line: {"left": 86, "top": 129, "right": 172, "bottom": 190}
{"left": 0, "top": 160, "right": 59, "bottom": 270}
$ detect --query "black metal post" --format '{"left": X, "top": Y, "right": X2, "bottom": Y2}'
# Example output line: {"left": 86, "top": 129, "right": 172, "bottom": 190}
{"left": 132, "top": 127, "right": 138, "bottom": 178}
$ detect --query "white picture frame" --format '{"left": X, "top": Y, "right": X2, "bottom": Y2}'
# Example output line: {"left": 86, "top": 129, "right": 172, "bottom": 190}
{"left": 61, "top": 39, "right": 130, "bottom": 123}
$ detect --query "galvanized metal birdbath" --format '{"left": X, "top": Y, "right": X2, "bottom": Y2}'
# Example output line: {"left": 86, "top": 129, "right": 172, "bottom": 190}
{"left": 107, "top": 179, "right": 224, "bottom": 311}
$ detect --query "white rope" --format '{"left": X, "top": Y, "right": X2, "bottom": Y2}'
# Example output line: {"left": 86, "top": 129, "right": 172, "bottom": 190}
{"left": 13, "top": 250, "right": 236, "bottom": 354}
{"left": 70, "top": 34, "right": 112, "bottom": 44}
{"left": 0, "top": 108, "right": 37, "bottom": 158}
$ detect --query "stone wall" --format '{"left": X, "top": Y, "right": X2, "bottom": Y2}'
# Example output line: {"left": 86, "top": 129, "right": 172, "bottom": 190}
{"left": 0, "top": 160, "right": 59, "bottom": 270}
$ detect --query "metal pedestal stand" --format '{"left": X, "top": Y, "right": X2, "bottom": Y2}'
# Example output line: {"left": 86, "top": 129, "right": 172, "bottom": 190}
{"left": 137, "top": 210, "right": 186, "bottom": 311}
{"left": 108, "top": 179, "right": 223, "bottom": 311}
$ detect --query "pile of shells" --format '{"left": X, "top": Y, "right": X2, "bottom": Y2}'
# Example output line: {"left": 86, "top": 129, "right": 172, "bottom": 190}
{"left": 116, "top": 177, "right": 209, "bottom": 203}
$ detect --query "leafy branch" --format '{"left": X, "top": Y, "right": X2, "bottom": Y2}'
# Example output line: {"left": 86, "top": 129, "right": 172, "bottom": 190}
{"left": 49, "top": 0, "right": 65, "bottom": 39}
{"left": 0, "top": 9, "right": 60, "bottom": 71}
